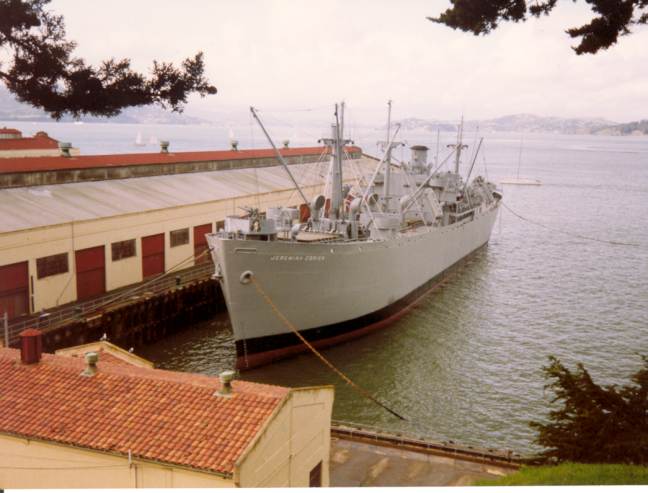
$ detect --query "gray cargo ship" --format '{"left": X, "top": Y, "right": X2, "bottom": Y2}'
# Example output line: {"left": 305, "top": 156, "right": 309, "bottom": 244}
{"left": 207, "top": 104, "right": 502, "bottom": 369}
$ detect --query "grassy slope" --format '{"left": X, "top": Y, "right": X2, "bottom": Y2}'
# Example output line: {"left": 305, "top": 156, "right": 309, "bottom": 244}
{"left": 476, "top": 463, "right": 648, "bottom": 486}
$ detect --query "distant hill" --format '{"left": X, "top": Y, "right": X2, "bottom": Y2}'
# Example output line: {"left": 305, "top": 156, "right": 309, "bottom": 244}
{"left": 0, "top": 86, "right": 209, "bottom": 125}
{"left": 393, "top": 114, "right": 621, "bottom": 135}
{"left": 592, "top": 120, "right": 648, "bottom": 136}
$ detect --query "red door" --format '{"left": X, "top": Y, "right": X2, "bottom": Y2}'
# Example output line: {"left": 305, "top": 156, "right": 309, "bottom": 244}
{"left": 142, "top": 233, "right": 165, "bottom": 278}
{"left": 0, "top": 261, "right": 29, "bottom": 319}
{"left": 75, "top": 246, "right": 105, "bottom": 301}
{"left": 193, "top": 224, "right": 212, "bottom": 264}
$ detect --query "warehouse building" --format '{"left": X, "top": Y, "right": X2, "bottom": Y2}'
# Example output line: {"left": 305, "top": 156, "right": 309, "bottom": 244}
{"left": 0, "top": 330, "right": 334, "bottom": 487}
{"left": 0, "top": 145, "right": 369, "bottom": 323}
{"left": 0, "top": 127, "right": 79, "bottom": 159}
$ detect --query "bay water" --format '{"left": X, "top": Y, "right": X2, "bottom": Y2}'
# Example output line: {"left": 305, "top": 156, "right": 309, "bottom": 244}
{"left": 5, "top": 119, "right": 647, "bottom": 454}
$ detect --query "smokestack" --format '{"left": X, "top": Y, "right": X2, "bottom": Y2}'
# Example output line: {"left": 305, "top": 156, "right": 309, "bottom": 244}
{"left": 20, "top": 329, "right": 43, "bottom": 364}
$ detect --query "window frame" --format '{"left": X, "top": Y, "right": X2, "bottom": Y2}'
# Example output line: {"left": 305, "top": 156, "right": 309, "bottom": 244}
{"left": 36, "top": 252, "right": 69, "bottom": 279}
{"left": 170, "top": 228, "right": 190, "bottom": 248}
{"left": 111, "top": 239, "right": 136, "bottom": 261}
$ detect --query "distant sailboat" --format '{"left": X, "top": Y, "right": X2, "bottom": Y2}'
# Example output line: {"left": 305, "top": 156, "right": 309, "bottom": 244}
{"left": 500, "top": 134, "right": 541, "bottom": 186}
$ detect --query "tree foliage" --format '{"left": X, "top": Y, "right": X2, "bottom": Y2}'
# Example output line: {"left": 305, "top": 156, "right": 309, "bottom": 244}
{"left": 428, "top": 1, "right": 648, "bottom": 54}
{"left": 530, "top": 355, "right": 648, "bottom": 465}
{"left": 0, "top": 0, "right": 216, "bottom": 119}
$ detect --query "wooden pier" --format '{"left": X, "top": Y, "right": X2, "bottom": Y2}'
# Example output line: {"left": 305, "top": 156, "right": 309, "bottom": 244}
{"left": 3, "top": 263, "right": 223, "bottom": 352}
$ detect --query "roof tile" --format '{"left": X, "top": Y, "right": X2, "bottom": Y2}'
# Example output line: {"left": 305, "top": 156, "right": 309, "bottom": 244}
{"left": 0, "top": 347, "right": 289, "bottom": 475}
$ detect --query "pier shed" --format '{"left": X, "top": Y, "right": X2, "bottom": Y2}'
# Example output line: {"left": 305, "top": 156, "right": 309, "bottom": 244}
{"left": 0, "top": 331, "right": 334, "bottom": 488}
{"left": 0, "top": 145, "right": 369, "bottom": 327}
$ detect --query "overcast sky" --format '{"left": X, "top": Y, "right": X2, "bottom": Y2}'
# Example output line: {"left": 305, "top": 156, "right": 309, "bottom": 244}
{"left": 51, "top": 0, "right": 648, "bottom": 123}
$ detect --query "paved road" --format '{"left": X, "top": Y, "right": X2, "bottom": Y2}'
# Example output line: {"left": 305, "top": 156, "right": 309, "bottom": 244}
{"left": 330, "top": 437, "right": 514, "bottom": 487}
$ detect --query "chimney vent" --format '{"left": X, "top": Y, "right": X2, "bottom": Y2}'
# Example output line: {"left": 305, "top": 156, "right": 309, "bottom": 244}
{"left": 80, "top": 351, "right": 99, "bottom": 377}
{"left": 283, "top": 140, "right": 290, "bottom": 149}
{"left": 59, "top": 142, "right": 72, "bottom": 157}
{"left": 217, "top": 370, "right": 236, "bottom": 397}
{"left": 160, "top": 140, "right": 170, "bottom": 153}
{"left": 20, "top": 329, "right": 43, "bottom": 364}
{"left": 230, "top": 139, "right": 239, "bottom": 151}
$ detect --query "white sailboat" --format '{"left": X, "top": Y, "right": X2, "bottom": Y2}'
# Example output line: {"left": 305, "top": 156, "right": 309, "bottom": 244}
{"left": 134, "top": 131, "right": 145, "bottom": 146}
{"left": 500, "top": 134, "right": 541, "bottom": 185}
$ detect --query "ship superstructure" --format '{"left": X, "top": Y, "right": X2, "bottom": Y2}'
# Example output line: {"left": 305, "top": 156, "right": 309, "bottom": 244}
{"left": 207, "top": 103, "right": 502, "bottom": 369}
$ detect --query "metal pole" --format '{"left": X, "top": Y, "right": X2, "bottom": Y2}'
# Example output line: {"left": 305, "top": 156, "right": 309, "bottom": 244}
{"left": 361, "top": 124, "right": 401, "bottom": 204}
{"left": 384, "top": 100, "right": 392, "bottom": 202}
{"left": 3, "top": 311, "right": 8, "bottom": 348}
{"left": 250, "top": 107, "right": 310, "bottom": 206}
{"left": 435, "top": 128, "right": 440, "bottom": 168}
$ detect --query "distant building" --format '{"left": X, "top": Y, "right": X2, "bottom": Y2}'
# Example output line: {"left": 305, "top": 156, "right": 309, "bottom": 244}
{"left": 0, "top": 330, "right": 334, "bottom": 488}
{"left": 0, "top": 127, "right": 79, "bottom": 158}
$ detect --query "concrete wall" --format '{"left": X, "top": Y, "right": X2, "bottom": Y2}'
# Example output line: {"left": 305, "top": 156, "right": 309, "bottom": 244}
{"left": 0, "top": 434, "right": 232, "bottom": 488}
{"left": 0, "top": 150, "right": 359, "bottom": 188}
{"left": 237, "top": 386, "right": 334, "bottom": 487}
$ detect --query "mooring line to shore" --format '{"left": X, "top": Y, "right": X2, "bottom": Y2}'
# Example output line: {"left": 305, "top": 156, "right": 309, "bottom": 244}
{"left": 501, "top": 201, "right": 647, "bottom": 249}
{"left": 250, "top": 276, "right": 407, "bottom": 421}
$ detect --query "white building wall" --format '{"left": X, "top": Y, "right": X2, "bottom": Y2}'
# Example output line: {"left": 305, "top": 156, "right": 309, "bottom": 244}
{"left": 0, "top": 434, "right": 232, "bottom": 488}
{"left": 236, "top": 386, "right": 334, "bottom": 487}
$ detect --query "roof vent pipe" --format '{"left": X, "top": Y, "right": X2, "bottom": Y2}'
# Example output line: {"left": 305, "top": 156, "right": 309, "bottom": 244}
{"left": 80, "top": 352, "right": 99, "bottom": 377}
{"left": 59, "top": 142, "right": 72, "bottom": 157}
{"left": 283, "top": 139, "right": 289, "bottom": 149}
{"left": 19, "top": 329, "right": 43, "bottom": 364}
{"left": 217, "top": 370, "right": 236, "bottom": 397}
{"left": 230, "top": 139, "right": 239, "bottom": 151}
{"left": 160, "top": 140, "right": 170, "bottom": 153}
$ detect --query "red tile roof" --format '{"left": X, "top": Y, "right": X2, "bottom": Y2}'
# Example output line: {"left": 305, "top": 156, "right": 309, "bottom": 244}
{"left": 0, "top": 145, "right": 362, "bottom": 173}
{"left": 0, "top": 127, "right": 22, "bottom": 136}
{"left": 0, "top": 347, "right": 289, "bottom": 476}
{"left": 0, "top": 133, "right": 59, "bottom": 151}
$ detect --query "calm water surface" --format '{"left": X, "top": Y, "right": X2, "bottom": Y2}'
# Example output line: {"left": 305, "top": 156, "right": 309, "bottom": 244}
{"left": 6, "top": 120, "right": 647, "bottom": 454}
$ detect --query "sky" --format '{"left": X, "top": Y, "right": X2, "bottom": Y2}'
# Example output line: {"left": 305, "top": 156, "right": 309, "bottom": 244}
{"left": 50, "top": 0, "right": 648, "bottom": 123}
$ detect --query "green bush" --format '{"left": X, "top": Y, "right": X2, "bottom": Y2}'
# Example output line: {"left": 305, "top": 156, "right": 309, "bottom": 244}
{"left": 530, "top": 355, "right": 647, "bottom": 464}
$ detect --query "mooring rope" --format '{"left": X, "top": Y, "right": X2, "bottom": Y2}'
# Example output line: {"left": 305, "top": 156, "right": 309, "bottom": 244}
{"left": 249, "top": 276, "right": 407, "bottom": 421}
{"left": 501, "top": 201, "right": 647, "bottom": 249}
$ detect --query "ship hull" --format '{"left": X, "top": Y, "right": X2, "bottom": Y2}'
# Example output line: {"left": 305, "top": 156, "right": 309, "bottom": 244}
{"left": 209, "top": 204, "right": 500, "bottom": 370}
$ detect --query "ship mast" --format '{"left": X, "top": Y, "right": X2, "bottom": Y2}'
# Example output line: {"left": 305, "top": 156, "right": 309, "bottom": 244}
{"left": 447, "top": 116, "right": 468, "bottom": 175}
{"left": 320, "top": 102, "right": 351, "bottom": 221}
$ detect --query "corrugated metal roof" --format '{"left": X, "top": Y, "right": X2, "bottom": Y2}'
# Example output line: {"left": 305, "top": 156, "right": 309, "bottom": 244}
{"left": 0, "top": 145, "right": 362, "bottom": 173}
{"left": 0, "top": 158, "right": 376, "bottom": 233}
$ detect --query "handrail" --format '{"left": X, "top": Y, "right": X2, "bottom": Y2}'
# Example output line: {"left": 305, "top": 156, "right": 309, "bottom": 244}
{"left": 6, "top": 262, "right": 215, "bottom": 345}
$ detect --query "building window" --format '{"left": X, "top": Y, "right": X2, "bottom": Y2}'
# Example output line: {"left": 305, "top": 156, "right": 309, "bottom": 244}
{"left": 170, "top": 228, "right": 189, "bottom": 247}
{"left": 309, "top": 461, "right": 322, "bottom": 487}
{"left": 36, "top": 253, "right": 69, "bottom": 279}
{"left": 111, "top": 239, "right": 136, "bottom": 261}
